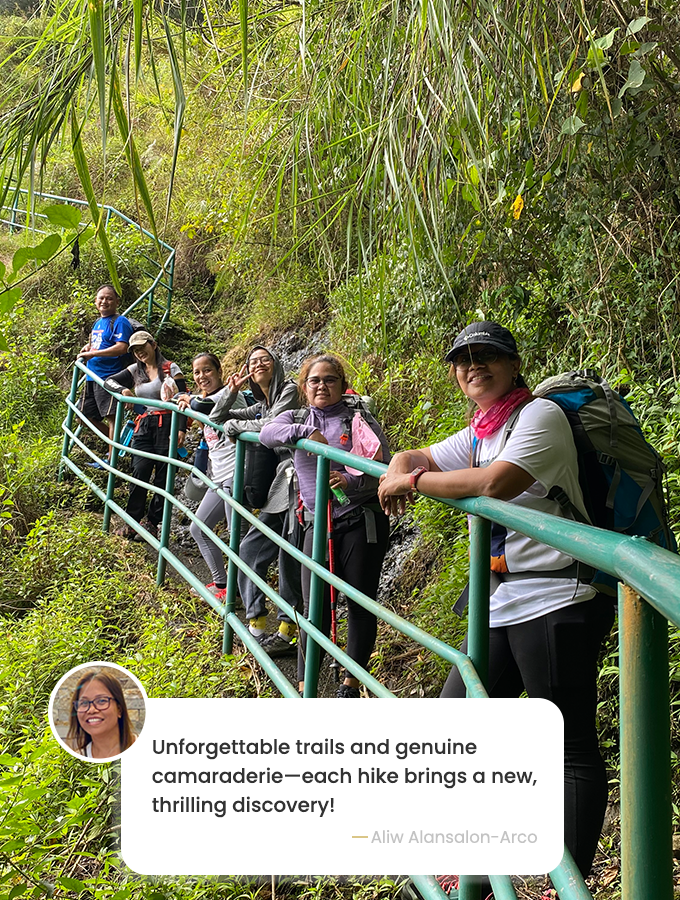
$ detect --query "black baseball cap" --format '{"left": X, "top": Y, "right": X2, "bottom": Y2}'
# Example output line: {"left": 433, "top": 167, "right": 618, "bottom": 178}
{"left": 445, "top": 321, "right": 519, "bottom": 363}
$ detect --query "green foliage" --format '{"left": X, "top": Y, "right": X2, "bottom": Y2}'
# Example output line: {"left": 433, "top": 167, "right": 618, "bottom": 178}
{"left": 0, "top": 203, "right": 93, "bottom": 349}
{"left": 0, "top": 356, "right": 65, "bottom": 437}
{"left": 0, "top": 429, "right": 64, "bottom": 547}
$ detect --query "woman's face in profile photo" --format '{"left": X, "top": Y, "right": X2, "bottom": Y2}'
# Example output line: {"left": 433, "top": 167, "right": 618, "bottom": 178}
{"left": 75, "top": 678, "right": 120, "bottom": 741}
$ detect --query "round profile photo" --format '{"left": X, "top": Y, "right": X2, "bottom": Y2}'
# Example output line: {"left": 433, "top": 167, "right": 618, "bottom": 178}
{"left": 49, "top": 662, "right": 147, "bottom": 762}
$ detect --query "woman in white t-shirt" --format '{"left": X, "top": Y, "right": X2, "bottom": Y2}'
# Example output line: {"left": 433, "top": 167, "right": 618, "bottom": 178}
{"left": 378, "top": 320, "right": 614, "bottom": 888}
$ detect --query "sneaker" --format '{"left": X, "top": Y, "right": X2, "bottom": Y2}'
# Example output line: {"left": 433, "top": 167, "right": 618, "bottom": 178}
{"left": 191, "top": 581, "right": 218, "bottom": 596}
{"left": 259, "top": 632, "right": 298, "bottom": 658}
{"left": 336, "top": 684, "right": 361, "bottom": 698}
{"left": 86, "top": 456, "right": 109, "bottom": 469}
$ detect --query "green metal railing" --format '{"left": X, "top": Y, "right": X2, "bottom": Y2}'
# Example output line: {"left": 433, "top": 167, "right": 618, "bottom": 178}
{"left": 0, "top": 188, "right": 175, "bottom": 331}
{"left": 59, "top": 361, "right": 680, "bottom": 900}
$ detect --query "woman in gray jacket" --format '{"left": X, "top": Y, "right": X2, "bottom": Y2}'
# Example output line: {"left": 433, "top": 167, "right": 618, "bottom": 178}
{"left": 210, "top": 346, "right": 303, "bottom": 656}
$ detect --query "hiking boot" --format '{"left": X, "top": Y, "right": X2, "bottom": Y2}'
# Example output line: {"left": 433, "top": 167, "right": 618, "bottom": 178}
{"left": 336, "top": 684, "right": 361, "bottom": 698}
{"left": 259, "top": 631, "right": 297, "bottom": 658}
{"left": 132, "top": 520, "right": 158, "bottom": 541}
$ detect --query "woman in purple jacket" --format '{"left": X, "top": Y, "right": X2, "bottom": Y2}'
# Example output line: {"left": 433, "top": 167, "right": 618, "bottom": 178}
{"left": 260, "top": 354, "right": 391, "bottom": 697}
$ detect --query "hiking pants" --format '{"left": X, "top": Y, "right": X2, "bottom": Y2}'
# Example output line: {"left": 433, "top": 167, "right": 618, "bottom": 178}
{"left": 440, "top": 594, "right": 615, "bottom": 880}
{"left": 237, "top": 510, "right": 302, "bottom": 624}
{"left": 127, "top": 416, "right": 171, "bottom": 526}
{"left": 189, "top": 479, "right": 244, "bottom": 585}
{"left": 297, "top": 507, "right": 390, "bottom": 683}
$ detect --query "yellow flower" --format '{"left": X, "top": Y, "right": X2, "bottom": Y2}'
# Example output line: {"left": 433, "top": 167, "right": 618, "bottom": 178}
{"left": 512, "top": 194, "right": 524, "bottom": 220}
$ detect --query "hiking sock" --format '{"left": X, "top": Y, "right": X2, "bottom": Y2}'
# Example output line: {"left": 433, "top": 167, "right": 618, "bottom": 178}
{"left": 278, "top": 621, "right": 296, "bottom": 641}
{"left": 249, "top": 616, "right": 267, "bottom": 637}
{"left": 215, "top": 583, "right": 226, "bottom": 590}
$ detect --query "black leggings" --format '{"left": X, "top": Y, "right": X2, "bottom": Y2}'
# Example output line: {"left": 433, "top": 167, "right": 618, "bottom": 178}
{"left": 440, "top": 594, "right": 615, "bottom": 880}
{"left": 298, "top": 508, "right": 390, "bottom": 683}
{"left": 127, "top": 416, "right": 171, "bottom": 526}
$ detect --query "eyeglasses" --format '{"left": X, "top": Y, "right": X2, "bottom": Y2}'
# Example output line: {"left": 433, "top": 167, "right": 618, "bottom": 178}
{"left": 451, "top": 349, "right": 499, "bottom": 370}
{"left": 306, "top": 376, "right": 340, "bottom": 387}
{"left": 248, "top": 355, "right": 273, "bottom": 369}
{"left": 74, "top": 696, "right": 114, "bottom": 713}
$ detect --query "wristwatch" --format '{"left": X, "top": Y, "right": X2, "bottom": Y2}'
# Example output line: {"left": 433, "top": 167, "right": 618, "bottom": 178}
{"left": 409, "top": 466, "right": 428, "bottom": 492}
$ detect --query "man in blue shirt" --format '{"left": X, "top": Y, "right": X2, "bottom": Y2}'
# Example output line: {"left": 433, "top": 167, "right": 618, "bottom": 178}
{"left": 78, "top": 284, "right": 134, "bottom": 447}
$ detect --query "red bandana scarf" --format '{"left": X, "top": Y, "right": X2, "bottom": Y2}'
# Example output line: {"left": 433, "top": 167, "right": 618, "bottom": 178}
{"left": 470, "top": 388, "right": 533, "bottom": 439}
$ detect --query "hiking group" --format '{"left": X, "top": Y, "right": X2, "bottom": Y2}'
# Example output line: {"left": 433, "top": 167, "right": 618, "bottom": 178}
{"left": 77, "top": 284, "right": 674, "bottom": 894}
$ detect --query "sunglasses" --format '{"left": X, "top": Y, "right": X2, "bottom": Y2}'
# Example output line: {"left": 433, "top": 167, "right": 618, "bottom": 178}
{"left": 451, "top": 349, "right": 499, "bottom": 370}
{"left": 74, "top": 696, "right": 114, "bottom": 712}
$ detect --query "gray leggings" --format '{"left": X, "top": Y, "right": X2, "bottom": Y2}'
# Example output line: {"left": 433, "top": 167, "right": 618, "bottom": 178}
{"left": 189, "top": 480, "right": 240, "bottom": 584}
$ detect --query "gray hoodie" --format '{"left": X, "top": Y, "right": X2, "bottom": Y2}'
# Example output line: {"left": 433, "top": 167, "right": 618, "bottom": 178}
{"left": 209, "top": 346, "right": 300, "bottom": 512}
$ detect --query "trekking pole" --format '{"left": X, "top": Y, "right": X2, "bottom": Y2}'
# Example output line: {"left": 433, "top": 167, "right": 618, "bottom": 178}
{"left": 327, "top": 500, "right": 341, "bottom": 683}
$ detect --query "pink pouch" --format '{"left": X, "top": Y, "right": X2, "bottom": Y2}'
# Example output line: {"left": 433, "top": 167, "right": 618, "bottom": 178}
{"left": 345, "top": 413, "right": 382, "bottom": 475}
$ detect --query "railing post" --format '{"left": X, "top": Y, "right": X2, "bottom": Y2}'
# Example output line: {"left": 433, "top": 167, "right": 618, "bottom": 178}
{"left": 459, "top": 516, "right": 491, "bottom": 900}
{"left": 9, "top": 193, "right": 18, "bottom": 233}
{"left": 147, "top": 286, "right": 155, "bottom": 328}
{"left": 619, "top": 583, "right": 673, "bottom": 900}
{"left": 157, "top": 410, "right": 180, "bottom": 586}
{"left": 223, "top": 438, "right": 246, "bottom": 655}
{"left": 59, "top": 364, "right": 80, "bottom": 481}
{"left": 303, "top": 454, "right": 330, "bottom": 698}
{"left": 467, "top": 515, "right": 491, "bottom": 690}
{"left": 103, "top": 400, "right": 125, "bottom": 533}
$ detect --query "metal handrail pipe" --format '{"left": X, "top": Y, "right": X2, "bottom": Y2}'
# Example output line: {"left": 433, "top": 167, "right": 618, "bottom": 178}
{"left": 408, "top": 877, "right": 449, "bottom": 899}
{"left": 219, "top": 611, "right": 302, "bottom": 699}
{"left": 68, "top": 362, "right": 680, "bottom": 653}
{"left": 487, "top": 875, "right": 523, "bottom": 900}
{"left": 205, "top": 487, "right": 486, "bottom": 697}
{"left": 60, "top": 446, "right": 299, "bottom": 696}
{"left": 60, "top": 421, "right": 401, "bottom": 696}
{"left": 449, "top": 495, "right": 680, "bottom": 627}
{"left": 64, "top": 399, "right": 196, "bottom": 472}
{"left": 235, "top": 428, "right": 680, "bottom": 627}
{"left": 6, "top": 188, "right": 174, "bottom": 254}
{"left": 548, "top": 847, "right": 593, "bottom": 899}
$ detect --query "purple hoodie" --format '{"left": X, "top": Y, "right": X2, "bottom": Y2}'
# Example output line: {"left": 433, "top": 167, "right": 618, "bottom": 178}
{"left": 259, "top": 400, "right": 391, "bottom": 518}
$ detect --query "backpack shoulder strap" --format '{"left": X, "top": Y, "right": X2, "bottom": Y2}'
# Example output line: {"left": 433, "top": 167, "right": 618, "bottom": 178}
{"left": 501, "top": 399, "right": 532, "bottom": 447}
{"left": 292, "top": 408, "right": 311, "bottom": 425}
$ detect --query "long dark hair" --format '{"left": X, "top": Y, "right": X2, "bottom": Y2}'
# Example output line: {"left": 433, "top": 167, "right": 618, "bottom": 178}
{"left": 192, "top": 353, "right": 223, "bottom": 395}
{"left": 132, "top": 340, "right": 171, "bottom": 387}
{"left": 67, "top": 668, "right": 135, "bottom": 755}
